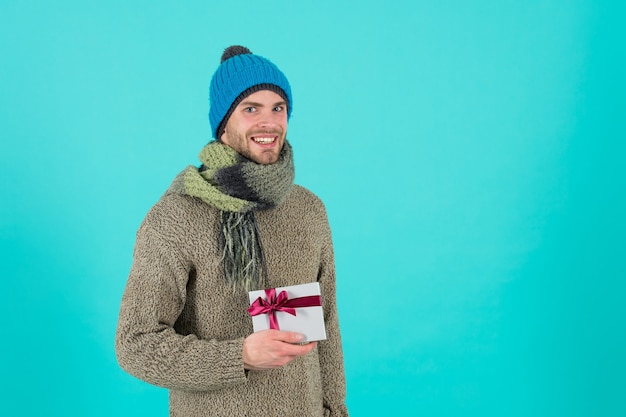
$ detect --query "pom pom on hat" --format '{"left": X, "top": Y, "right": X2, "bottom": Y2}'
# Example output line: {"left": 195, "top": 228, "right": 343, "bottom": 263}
{"left": 209, "top": 45, "right": 292, "bottom": 139}
{"left": 221, "top": 45, "right": 252, "bottom": 62}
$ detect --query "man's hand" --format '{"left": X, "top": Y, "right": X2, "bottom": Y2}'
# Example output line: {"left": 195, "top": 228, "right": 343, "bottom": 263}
{"left": 243, "top": 330, "right": 317, "bottom": 370}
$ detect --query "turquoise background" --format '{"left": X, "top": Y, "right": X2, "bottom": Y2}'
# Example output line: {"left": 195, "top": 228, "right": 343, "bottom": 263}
{"left": 1, "top": 1, "right": 624, "bottom": 416}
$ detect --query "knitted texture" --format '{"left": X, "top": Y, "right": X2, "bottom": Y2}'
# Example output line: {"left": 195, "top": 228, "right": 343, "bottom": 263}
{"left": 167, "top": 140, "right": 295, "bottom": 212}
{"left": 116, "top": 186, "right": 349, "bottom": 417}
{"left": 165, "top": 140, "right": 295, "bottom": 291}
{"left": 209, "top": 46, "right": 292, "bottom": 139}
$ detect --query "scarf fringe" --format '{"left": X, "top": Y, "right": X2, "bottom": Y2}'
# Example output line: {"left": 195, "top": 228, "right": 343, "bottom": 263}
{"left": 220, "top": 211, "right": 267, "bottom": 291}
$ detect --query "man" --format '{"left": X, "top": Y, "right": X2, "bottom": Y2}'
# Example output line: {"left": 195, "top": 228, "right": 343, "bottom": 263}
{"left": 115, "top": 45, "right": 349, "bottom": 417}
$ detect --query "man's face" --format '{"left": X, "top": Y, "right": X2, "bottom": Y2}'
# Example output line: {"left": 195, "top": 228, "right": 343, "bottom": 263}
{"left": 220, "top": 90, "right": 288, "bottom": 165}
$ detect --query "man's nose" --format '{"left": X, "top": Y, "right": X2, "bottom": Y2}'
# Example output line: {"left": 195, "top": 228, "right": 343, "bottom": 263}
{"left": 257, "top": 111, "right": 277, "bottom": 127}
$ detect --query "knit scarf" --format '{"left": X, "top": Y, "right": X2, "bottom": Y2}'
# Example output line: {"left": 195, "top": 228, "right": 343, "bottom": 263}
{"left": 167, "top": 140, "right": 295, "bottom": 291}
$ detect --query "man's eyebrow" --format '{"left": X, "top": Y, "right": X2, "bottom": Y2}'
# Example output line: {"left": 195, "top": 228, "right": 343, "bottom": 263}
{"left": 238, "top": 100, "right": 287, "bottom": 107}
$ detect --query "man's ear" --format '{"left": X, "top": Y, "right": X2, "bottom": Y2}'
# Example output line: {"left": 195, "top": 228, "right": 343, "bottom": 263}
{"left": 217, "top": 121, "right": 229, "bottom": 143}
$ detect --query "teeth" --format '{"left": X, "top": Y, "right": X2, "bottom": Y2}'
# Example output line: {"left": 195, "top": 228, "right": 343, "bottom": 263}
{"left": 253, "top": 137, "right": 275, "bottom": 144}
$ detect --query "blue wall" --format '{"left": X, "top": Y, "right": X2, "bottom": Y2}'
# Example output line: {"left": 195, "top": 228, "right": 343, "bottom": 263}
{"left": 1, "top": 1, "right": 624, "bottom": 415}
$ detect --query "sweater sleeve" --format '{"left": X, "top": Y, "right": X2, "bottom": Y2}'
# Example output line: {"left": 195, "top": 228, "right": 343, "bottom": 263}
{"left": 115, "top": 220, "right": 248, "bottom": 392}
{"left": 317, "top": 213, "right": 350, "bottom": 417}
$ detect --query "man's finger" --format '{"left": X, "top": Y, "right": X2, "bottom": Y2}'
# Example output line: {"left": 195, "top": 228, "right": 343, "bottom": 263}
{"left": 282, "top": 341, "right": 318, "bottom": 357}
{"left": 271, "top": 331, "right": 305, "bottom": 344}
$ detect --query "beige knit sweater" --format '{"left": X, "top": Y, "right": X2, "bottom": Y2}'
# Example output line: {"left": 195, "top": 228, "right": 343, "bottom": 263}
{"left": 115, "top": 184, "right": 348, "bottom": 417}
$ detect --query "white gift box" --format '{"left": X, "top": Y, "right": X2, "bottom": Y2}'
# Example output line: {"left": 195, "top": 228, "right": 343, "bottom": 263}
{"left": 248, "top": 282, "right": 327, "bottom": 342}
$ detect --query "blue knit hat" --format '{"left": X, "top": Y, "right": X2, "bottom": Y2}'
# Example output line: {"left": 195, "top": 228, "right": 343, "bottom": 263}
{"left": 209, "top": 46, "right": 292, "bottom": 139}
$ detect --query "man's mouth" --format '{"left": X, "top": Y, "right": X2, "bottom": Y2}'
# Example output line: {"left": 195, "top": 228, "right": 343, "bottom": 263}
{"left": 251, "top": 135, "right": 277, "bottom": 144}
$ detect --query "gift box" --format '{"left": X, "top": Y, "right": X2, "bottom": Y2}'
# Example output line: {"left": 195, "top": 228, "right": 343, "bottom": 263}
{"left": 248, "top": 282, "right": 327, "bottom": 342}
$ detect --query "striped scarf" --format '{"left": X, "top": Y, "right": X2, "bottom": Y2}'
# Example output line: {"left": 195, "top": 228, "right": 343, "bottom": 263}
{"left": 167, "top": 140, "right": 295, "bottom": 291}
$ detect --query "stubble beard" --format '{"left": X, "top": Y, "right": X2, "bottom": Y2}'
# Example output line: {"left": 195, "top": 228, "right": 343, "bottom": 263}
{"left": 225, "top": 128, "right": 285, "bottom": 165}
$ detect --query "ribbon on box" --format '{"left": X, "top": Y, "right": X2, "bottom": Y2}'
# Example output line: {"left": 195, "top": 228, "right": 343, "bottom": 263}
{"left": 247, "top": 288, "right": 322, "bottom": 330}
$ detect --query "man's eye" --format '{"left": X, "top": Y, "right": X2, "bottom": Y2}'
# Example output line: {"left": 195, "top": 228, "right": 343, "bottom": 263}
{"left": 244, "top": 107, "right": 256, "bottom": 113}
{"left": 273, "top": 106, "right": 284, "bottom": 112}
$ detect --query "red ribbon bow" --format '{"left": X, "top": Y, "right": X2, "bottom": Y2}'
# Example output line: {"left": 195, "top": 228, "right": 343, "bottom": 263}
{"left": 247, "top": 288, "right": 322, "bottom": 330}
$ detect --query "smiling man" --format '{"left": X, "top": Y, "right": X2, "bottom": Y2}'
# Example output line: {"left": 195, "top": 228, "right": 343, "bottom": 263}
{"left": 115, "top": 46, "right": 349, "bottom": 417}
{"left": 221, "top": 90, "right": 287, "bottom": 164}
